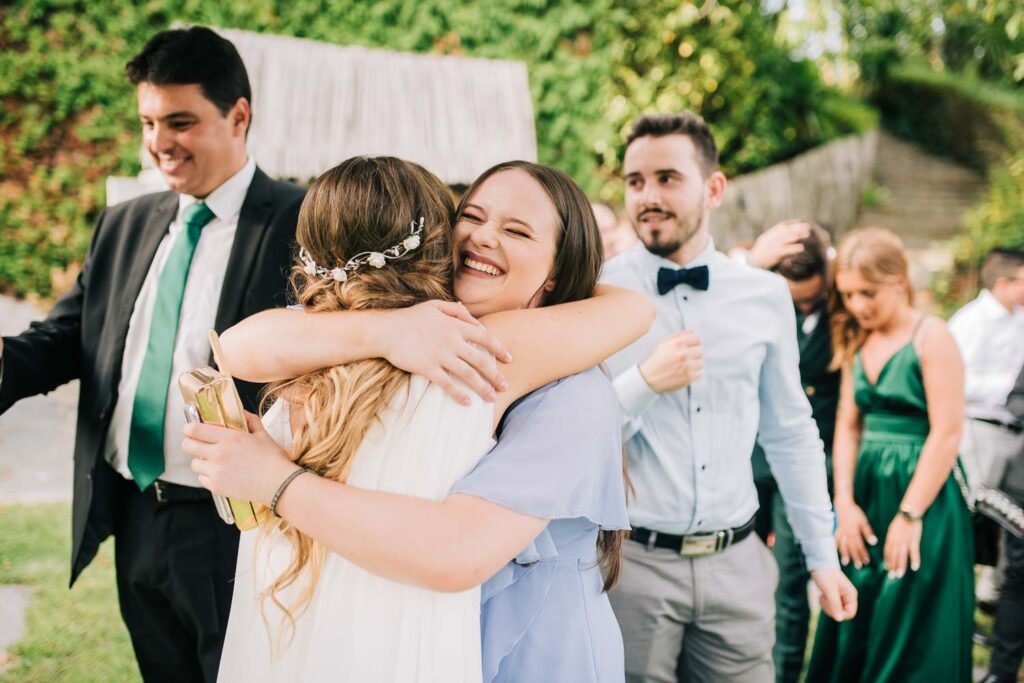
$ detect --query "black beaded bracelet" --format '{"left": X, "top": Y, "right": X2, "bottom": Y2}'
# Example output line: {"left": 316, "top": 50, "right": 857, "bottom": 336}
{"left": 271, "top": 466, "right": 312, "bottom": 517}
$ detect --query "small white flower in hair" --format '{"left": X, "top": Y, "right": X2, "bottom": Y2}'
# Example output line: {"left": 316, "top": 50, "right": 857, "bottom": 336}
{"left": 403, "top": 235, "right": 421, "bottom": 251}
{"left": 304, "top": 262, "right": 317, "bottom": 276}
{"left": 368, "top": 253, "right": 387, "bottom": 268}
{"left": 331, "top": 268, "right": 348, "bottom": 282}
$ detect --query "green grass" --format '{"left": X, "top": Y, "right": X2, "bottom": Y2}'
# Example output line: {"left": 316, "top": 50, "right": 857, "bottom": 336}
{"left": 0, "top": 504, "right": 139, "bottom": 682}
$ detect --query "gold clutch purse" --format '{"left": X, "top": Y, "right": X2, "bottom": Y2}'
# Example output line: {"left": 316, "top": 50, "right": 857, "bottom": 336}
{"left": 178, "top": 332, "right": 269, "bottom": 531}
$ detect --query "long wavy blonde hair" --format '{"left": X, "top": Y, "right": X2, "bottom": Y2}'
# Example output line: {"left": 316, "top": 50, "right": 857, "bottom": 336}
{"left": 259, "top": 157, "right": 455, "bottom": 647}
{"left": 829, "top": 227, "right": 914, "bottom": 369}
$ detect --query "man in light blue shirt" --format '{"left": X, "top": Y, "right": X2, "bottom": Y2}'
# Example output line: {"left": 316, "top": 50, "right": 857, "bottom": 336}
{"left": 603, "top": 111, "right": 856, "bottom": 682}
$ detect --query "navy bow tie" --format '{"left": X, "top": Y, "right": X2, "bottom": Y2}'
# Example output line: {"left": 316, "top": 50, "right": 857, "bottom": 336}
{"left": 657, "top": 265, "right": 710, "bottom": 295}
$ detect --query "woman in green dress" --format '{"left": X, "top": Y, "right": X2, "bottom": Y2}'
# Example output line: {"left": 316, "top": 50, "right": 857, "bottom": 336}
{"left": 806, "top": 227, "right": 974, "bottom": 683}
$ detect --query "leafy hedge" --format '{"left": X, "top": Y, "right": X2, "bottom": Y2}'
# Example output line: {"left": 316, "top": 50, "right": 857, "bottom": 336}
{"left": 1, "top": 0, "right": 873, "bottom": 299}
{"left": 840, "top": 0, "right": 1024, "bottom": 89}
{"left": 932, "top": 130, "right": 1024, "bottom": 313}
{"left": 875, "top": 62, "right": 1024, "bottom": 171}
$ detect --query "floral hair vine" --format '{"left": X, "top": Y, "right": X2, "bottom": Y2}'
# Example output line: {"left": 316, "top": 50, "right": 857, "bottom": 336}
{"left": 299, "top": 217, "right": 424, "bottom": 283}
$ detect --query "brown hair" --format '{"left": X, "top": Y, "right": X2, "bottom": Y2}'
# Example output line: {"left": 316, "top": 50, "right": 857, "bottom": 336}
{"left": 261, "top": 156, "right": 455, "bottom": 646}
{"left": 456, "top": 161, "right": 627, "bottom": 591}
{"left": 829, "top": 227, "right": 913, "bottom": 369}
{"left": 981, "top": 248, "right": 1024, "bottom": 290}
{"left": 772, "top": 220, "right": 831, "bottom": 282}
{"left": 624, "top": 111, "right": 719, "bottom": 178}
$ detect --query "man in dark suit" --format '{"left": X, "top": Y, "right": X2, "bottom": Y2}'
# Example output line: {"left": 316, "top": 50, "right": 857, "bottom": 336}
{"left": 0, "top": 27, "right": 304, "bottom": 681}
{"left": 745, "top": 220, "right": 838, "bottom": 683}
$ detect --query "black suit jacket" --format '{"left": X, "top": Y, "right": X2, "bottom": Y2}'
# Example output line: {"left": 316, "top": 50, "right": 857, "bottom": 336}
{"left": 0, "top": 167, "right": 305, "bottom": 583}
{"left": 796, "top": 307, "right": 839, "bottom": 452}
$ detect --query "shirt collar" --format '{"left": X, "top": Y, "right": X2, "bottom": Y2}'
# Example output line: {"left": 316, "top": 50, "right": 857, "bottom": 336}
{"left": 977, "top": 288, "right": 1014, "bottom": 320}
{"left": 176, "top": 157, "right": 256, "bottom": 225}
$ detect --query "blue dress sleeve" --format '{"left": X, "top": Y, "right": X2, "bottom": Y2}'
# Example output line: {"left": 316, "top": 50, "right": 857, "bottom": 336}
{"left": 452, "top": 366, "right": 630, "bottom": 531}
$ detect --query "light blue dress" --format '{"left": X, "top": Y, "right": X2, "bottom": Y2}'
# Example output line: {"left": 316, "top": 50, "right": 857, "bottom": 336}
{"left": 453, "top": 366, "right": 631, "bottom": 682}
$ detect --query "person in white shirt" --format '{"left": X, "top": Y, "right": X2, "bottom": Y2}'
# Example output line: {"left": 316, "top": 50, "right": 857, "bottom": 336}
{"left": 602, "top": 110, "right": 857, "bottom": 682}
{"left": 948, "top": 248, "right": 1024, "bottom": 606}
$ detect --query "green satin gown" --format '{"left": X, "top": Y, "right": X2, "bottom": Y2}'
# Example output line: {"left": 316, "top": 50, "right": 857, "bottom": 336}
{"left": 805, "top": 342, "right": 974, "bottom": 683}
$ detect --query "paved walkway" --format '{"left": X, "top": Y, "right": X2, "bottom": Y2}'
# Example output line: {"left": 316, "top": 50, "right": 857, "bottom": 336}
{"left": 0, "top": 584, "right": 29, "bottom": 673}
{"left": 0, "top": 296, "right": 75, "bottom": 503}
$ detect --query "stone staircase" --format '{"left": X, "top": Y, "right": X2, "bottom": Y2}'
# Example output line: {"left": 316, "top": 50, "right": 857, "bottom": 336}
{"left": 856, "top": 132, "right": 988, "bottom": 300}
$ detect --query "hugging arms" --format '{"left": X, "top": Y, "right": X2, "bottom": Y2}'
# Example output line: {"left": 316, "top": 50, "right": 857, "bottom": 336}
{"left": 185, "top": 285, "right": 653, "bottom": 590}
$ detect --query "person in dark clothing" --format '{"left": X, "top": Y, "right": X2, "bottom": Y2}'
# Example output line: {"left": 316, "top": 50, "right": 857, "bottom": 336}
{"left": 746, "top": 220, "right": 839, "bottom": 683}
{"left": 981, "top": 360, "right": 1024, "bottom": 683}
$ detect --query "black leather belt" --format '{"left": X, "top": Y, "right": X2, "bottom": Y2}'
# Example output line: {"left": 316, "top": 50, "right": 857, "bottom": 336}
{"left": 150, "top": 480, "right": 212, "bottom": 504}
{"left": 974, "top": 417, "right": 1024, "bottom": 435}
{"left": 630, "top": 516, "right": 756, "bottom": 557}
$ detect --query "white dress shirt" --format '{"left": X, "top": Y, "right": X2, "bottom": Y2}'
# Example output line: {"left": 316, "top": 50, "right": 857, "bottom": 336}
{"left": 948, "top": 288, "right": 1024, "bottom": 425}
{"left": 602, "top": 239, "right": 838, "bottom": 571}
{"left": 106, "top": 158, "right": 257, "bottom": 487}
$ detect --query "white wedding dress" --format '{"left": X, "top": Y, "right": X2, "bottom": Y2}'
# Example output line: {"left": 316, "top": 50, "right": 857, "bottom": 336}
{"left": 217, "top": 375, "right": 494, "bottom": 682}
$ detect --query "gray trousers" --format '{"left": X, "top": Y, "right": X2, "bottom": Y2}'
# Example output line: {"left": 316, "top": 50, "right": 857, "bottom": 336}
{"left": 961, "top": 418, "right": 1024, "bottom": 601}
{"left": 609, "top": 533, "right": 779, "bottom": 683}
{"left": 961, "top": 418, "right": 1024, "bottom": 492}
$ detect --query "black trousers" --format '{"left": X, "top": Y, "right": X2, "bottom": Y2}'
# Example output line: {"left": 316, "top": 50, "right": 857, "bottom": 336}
{"left": 109, "top": 461, "right": 240, "bottom": 682}
{"left": 989, "top": 530, "right": 1024, "bottom": 681}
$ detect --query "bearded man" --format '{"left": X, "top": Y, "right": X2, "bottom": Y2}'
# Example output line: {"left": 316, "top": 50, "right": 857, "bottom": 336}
{"left": 601, "top": 111, "right": 856, "bottom": 682}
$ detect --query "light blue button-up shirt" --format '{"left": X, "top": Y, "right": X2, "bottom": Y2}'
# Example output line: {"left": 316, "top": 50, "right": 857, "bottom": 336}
{"left": 602, "top": 238, "right": 839, "bottom": 571}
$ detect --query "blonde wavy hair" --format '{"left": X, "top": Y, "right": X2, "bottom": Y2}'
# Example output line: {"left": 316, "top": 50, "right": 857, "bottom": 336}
{"left": 829, "top": 227, "right": 914, "bottom": 369}
{"left": 259, "top": 156, "right": 455, "bottom": 649}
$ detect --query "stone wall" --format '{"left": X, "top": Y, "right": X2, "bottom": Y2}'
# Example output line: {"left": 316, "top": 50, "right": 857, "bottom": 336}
{"left": 712, "top": 130, "right": 879, "bottom": 248}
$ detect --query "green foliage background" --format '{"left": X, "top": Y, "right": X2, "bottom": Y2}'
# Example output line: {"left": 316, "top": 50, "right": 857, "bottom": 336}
{"left": 0, "top": 0, "right": 871, "bottom": 299}
{"left": 838, "top": 0, "right": 1024, "bottom": 306}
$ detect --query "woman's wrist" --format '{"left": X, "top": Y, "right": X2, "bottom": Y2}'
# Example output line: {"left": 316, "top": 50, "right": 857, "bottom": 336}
{"left": 833, "top": 490, "right": 856, "bottom": 508}
{"left": 364, "top": 309, "right": 394, "bottom": 360}
{"left": 260, "top": 458, "right": 302, "bottom": 508}
{"left": 897, "top": 504, "right": 924, "bottom": 522}
{"left": 270, "top": 465, "right": 312, "bottom": 517}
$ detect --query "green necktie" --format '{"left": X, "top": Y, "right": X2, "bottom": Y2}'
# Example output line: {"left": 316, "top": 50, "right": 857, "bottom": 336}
{"left": 128, "top": 202, "right": 215, "bottom": 490}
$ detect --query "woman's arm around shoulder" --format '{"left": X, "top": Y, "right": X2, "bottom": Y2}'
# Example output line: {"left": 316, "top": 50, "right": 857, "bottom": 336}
{"left": 219, "top": 302, "right": 511, "bottom": 404}
{"left": 481, "top": 284, "right": 655, "bottom": 419}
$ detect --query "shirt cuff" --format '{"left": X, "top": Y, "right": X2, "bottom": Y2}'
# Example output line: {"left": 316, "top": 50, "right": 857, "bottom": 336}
{"left": 799, "top": 522, "right": 841, "bottom": 571}
{"left": 613, "top": 364, "right": 660, "bottom": 417}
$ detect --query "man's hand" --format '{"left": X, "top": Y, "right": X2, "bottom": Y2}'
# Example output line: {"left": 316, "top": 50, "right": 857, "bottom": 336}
{"left": 747, "top": 221, "right": 811, "bottom": 270}
{"left": 810, "top": 568, "right": 858, "bottom": 622}
{"left": 377, "top": 301, "right": 512, "bottom": 406}
{"left": 638, "top": 331, "right": 703, "bottom": 393}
